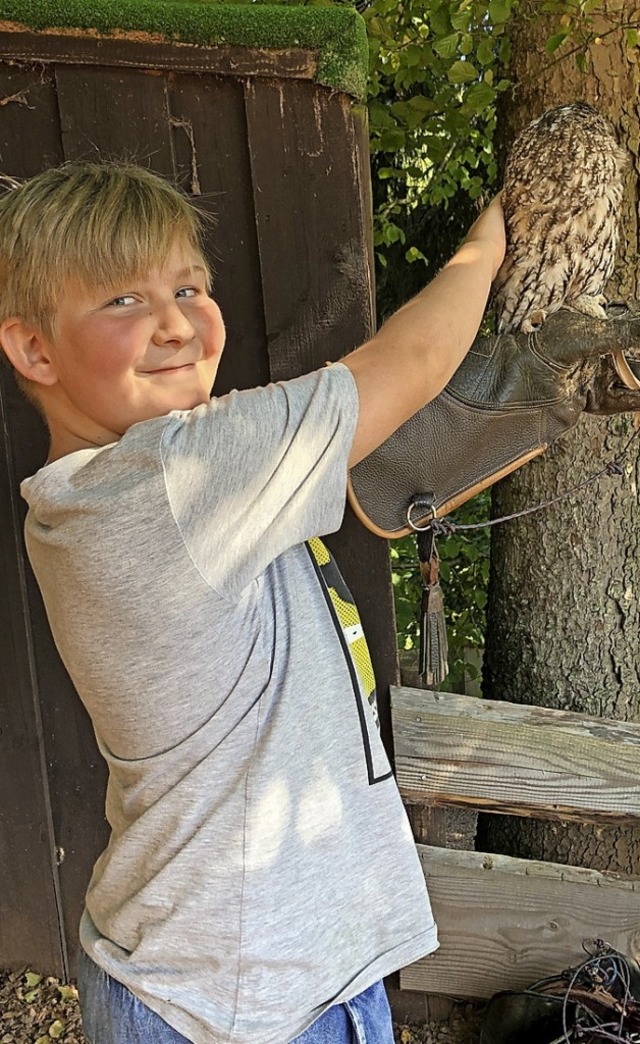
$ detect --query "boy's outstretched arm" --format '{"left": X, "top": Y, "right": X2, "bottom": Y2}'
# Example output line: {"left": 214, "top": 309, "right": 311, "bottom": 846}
{"left": 344, "top": 196, "right": 505, "bottom": 467}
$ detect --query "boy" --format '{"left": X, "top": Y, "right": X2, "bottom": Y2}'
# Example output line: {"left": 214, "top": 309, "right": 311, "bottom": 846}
{"left": 0, "top": 162, "right": 504, "bottom": 1044}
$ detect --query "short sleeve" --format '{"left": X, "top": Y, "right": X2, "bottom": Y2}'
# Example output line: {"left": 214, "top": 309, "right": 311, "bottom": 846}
{"left": 160, "top": 364, "right": 359, "bottom": 597}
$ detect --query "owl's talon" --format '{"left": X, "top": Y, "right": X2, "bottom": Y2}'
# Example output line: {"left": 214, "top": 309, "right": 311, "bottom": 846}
{"left": 519, "top": 310, "right": 546, "bottom": 333}
{"left": 605, "top": 300, "right": 640, "bottom": 320}
{"left": 566, "top": 294, "right": 608, "bottom": 320}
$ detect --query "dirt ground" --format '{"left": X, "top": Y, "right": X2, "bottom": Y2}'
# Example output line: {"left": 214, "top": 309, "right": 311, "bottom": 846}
{"left": 0, "top": 966, "right": 483, "bottom": 1044}
{"left": 0, "top": 968, "right": 84, "bottom": 1044}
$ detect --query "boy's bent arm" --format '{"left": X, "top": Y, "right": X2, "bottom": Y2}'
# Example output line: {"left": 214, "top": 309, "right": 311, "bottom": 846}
{"left": 344, "top": 197, "right": 505, "bottom": 467}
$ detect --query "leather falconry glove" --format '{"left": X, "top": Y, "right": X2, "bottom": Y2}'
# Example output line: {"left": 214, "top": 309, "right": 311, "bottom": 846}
{"left": 348, "top": 305, "right": 640, "bottom": 540}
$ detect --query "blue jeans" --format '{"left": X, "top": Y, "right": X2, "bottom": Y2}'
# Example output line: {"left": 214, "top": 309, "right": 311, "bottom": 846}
{"left": 77, "top": 948, "right": 395, "bottom": 1044}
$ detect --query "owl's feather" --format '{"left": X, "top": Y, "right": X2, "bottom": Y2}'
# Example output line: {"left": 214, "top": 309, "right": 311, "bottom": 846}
{"left": 493, "top": 102, "right": 628, "bottom": 334}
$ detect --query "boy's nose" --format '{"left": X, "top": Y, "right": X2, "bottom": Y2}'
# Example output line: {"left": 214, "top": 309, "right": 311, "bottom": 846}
{"left": 152, "top": 301, "right": 194, "bottom": 345}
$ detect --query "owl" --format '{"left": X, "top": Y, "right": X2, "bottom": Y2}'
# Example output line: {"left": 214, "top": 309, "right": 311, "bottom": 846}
{"left": 492, "top": 102, "right": 628, "bottom": 334}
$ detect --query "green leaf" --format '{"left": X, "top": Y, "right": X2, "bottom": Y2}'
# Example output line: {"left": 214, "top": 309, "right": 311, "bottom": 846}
{"left": 488, "top": 0, "right": 512, "bottom": 24}
{"left": 366, "top": 15, "right": 386, "bottom": 37}
{"left": 57, "top": 984, "right": 78, "bottom": 1002}
{"left": 448, "top": 59, "right": 478, "bottom": 83}
{"left": 430, "top": 4, "right": 453, "bottom": 36}
{"left": 441, "top": 537, "right": 461, "bottom": 558}
{"left": 463, "top": 81, "right": 496, "bottom": 113}
{"left": 408, "top": 94, "right": 436, "bottom": 114}
{"left": 25, "top": 972, "right": 43, "bottom": 988}
{"left": 405, "top": 43, "right": 424, "bottom": 67}
{"left": 575, "top": 50, "right": 589, "bottom": 71}
{"left": 498, "top": 35, "right": 512, "bottom": 63}
{"left": 383, "top": 223, "right": 405, "bottom": 244}
{"left": 626, "top": 28, "right": 638, "bottom": 48}
{"left": 48, "top": 1021, "right": 65, "bottom": 1039}
{"left": 546, "top": 30, "right": 569, "bottom": 53}
{"left": 379, "top": 128, "right": 406, "bottom": 151}
{"left": 450, "top": 8, "right": 473, "bottom": 31}
{"left": 476, "top": 36, "right": 495, "bottom": 66}
{"left": 433, "top": 32, "right": 459, "bottom": 58}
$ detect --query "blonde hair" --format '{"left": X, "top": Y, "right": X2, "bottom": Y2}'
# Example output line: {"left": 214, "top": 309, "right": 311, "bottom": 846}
{"left": 0, "top": 161, "right": 210, "bottom": 342}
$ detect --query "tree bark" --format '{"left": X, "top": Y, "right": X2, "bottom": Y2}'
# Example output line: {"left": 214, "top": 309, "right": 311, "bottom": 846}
{"left": 477, "top": 3, "right": 640, "bottom": 872}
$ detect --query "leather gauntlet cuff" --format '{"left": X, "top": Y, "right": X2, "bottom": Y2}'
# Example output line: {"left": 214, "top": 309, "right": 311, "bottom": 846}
{"left": 348, "top": 306, "right": 640, "bottom": 539}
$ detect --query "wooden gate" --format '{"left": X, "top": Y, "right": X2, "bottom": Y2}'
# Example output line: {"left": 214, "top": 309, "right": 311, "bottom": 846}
{"left": 0, "top": 2, "right": 401, "bottom": 978}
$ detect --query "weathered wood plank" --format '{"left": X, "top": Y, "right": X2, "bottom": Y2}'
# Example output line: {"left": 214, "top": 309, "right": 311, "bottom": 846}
{"left": 0, "top": 67, "right": 66, "bottom": 974}
{"left": 1, "top": 376, "right": 110, "bottom": 980}
{"left": 386, "top": 985, "right": 456, "bottom": 1026}
{"left": 55, "top": 64, "right": 176, "bottom": 169}
{"left": 401, "top": 844, "right": 640, "bottom": 998}
{"left": 0, "top": 374, "right": 63, "bottom": 975}
{"left": 168, "top": 73, "right": 270, "bottom": 394}
{"left": 0, "top": 62, "right": 63, "bottom": 176}
{"left": 245, "top": 80, "right": 399, "bottom": 748}
{"left": 0, "top": 30, "right": 317, "bottom": 81}
{"left": 246, "top": 80, "right": 375, "bottom": 380}
{"left": 393, "top": 686, "right": 640, "bottom": 823}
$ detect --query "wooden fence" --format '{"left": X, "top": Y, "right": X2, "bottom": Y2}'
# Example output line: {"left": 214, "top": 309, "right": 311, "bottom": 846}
{"left": 391, "top": 685, "right": 640, "bottom": 1014}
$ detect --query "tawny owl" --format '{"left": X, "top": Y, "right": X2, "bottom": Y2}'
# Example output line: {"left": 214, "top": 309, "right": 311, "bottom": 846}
{"left": 492, "top": 102, "right": 628, "bottom": 334}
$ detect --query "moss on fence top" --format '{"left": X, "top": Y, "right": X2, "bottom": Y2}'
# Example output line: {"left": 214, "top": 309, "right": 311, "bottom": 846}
{"left": 0, "top": 0, "right": 369, "bottom": 98}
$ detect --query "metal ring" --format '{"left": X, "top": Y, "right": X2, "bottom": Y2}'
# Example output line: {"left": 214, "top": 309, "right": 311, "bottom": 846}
{"left": 405, "top": 500, "right": 437, "bottom": 533}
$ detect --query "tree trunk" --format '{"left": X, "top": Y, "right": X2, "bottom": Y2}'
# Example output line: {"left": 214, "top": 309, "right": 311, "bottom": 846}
{"left": 477, "top": 3, "right": 640, "bottom": 871}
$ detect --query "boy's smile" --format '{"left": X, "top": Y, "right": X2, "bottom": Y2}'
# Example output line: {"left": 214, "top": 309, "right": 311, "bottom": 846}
{"left": 40, "top": 242, "right": 226, "bottom": 459}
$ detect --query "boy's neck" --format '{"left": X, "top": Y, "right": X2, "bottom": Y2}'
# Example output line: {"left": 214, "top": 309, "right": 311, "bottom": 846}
{"left": 46, "top": 417, "right": 121, "bottom": 463}
{"left": 39, "top": 388, "right": 123, "bottom": 463}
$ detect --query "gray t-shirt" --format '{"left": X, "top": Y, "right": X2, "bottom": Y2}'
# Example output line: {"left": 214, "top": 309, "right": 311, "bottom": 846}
{"left": 21, "top": 365, "right": 437, "bottom": 1044}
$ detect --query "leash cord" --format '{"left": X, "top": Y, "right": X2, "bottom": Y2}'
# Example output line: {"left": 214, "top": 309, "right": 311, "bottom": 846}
{"left": 411, "top": 425, "right": 640, "bottom": 536}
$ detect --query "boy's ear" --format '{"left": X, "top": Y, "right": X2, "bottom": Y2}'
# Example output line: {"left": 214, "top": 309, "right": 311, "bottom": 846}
{"left": 0, "top": 318, "right": 58, "bottom": 386}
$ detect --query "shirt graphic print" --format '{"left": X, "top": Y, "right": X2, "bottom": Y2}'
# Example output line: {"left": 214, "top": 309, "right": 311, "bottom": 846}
{"left": 306, "top": 538, "right": 392, "bottom": 785}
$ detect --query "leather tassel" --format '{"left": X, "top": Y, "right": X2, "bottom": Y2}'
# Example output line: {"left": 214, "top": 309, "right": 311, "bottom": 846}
{"left": 418, "top": 577, "right": 449, "bottom": 687}
{"left": 416, "top": 524, "right": 449, "bottom": 687}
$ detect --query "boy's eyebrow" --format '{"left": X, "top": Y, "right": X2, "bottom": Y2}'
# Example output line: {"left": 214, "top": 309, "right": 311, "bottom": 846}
{"left": 174, "top": 265, "right": 207, "bottom": 279}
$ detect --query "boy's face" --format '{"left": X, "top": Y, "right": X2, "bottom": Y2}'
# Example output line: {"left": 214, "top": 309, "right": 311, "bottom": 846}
{"left": 43, "top": 241, "right": 225, "bottom": 448}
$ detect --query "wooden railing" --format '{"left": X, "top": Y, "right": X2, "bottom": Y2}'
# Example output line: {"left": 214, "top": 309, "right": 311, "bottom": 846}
{"left": 392, "top": 685, "right": 640, "bottom": 1002}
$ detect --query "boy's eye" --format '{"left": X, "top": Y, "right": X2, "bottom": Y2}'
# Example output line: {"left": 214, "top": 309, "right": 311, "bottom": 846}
{"left": 108, "top": 294, "right": 136, "bottom": 307}
{"left": 175, "top": 286, "right": 198, "bottom": 299}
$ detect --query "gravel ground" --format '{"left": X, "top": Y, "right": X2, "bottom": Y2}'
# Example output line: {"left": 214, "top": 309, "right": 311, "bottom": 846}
{"left": 394, "top": 1007, "right": 483, "bottom": 1043}
{"left": 1, "top": 967, "right": 482, "bottom": 1044}
{"left": 0, "top": 968, "right": 84, "bottom": 1044}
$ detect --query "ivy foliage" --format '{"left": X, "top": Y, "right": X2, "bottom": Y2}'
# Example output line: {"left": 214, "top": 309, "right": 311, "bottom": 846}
{"left": 362, "top": 0, "right": 511, "bottom": 266}
{"left": 360, "top": 0, "right": 639, "bottom": 272}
